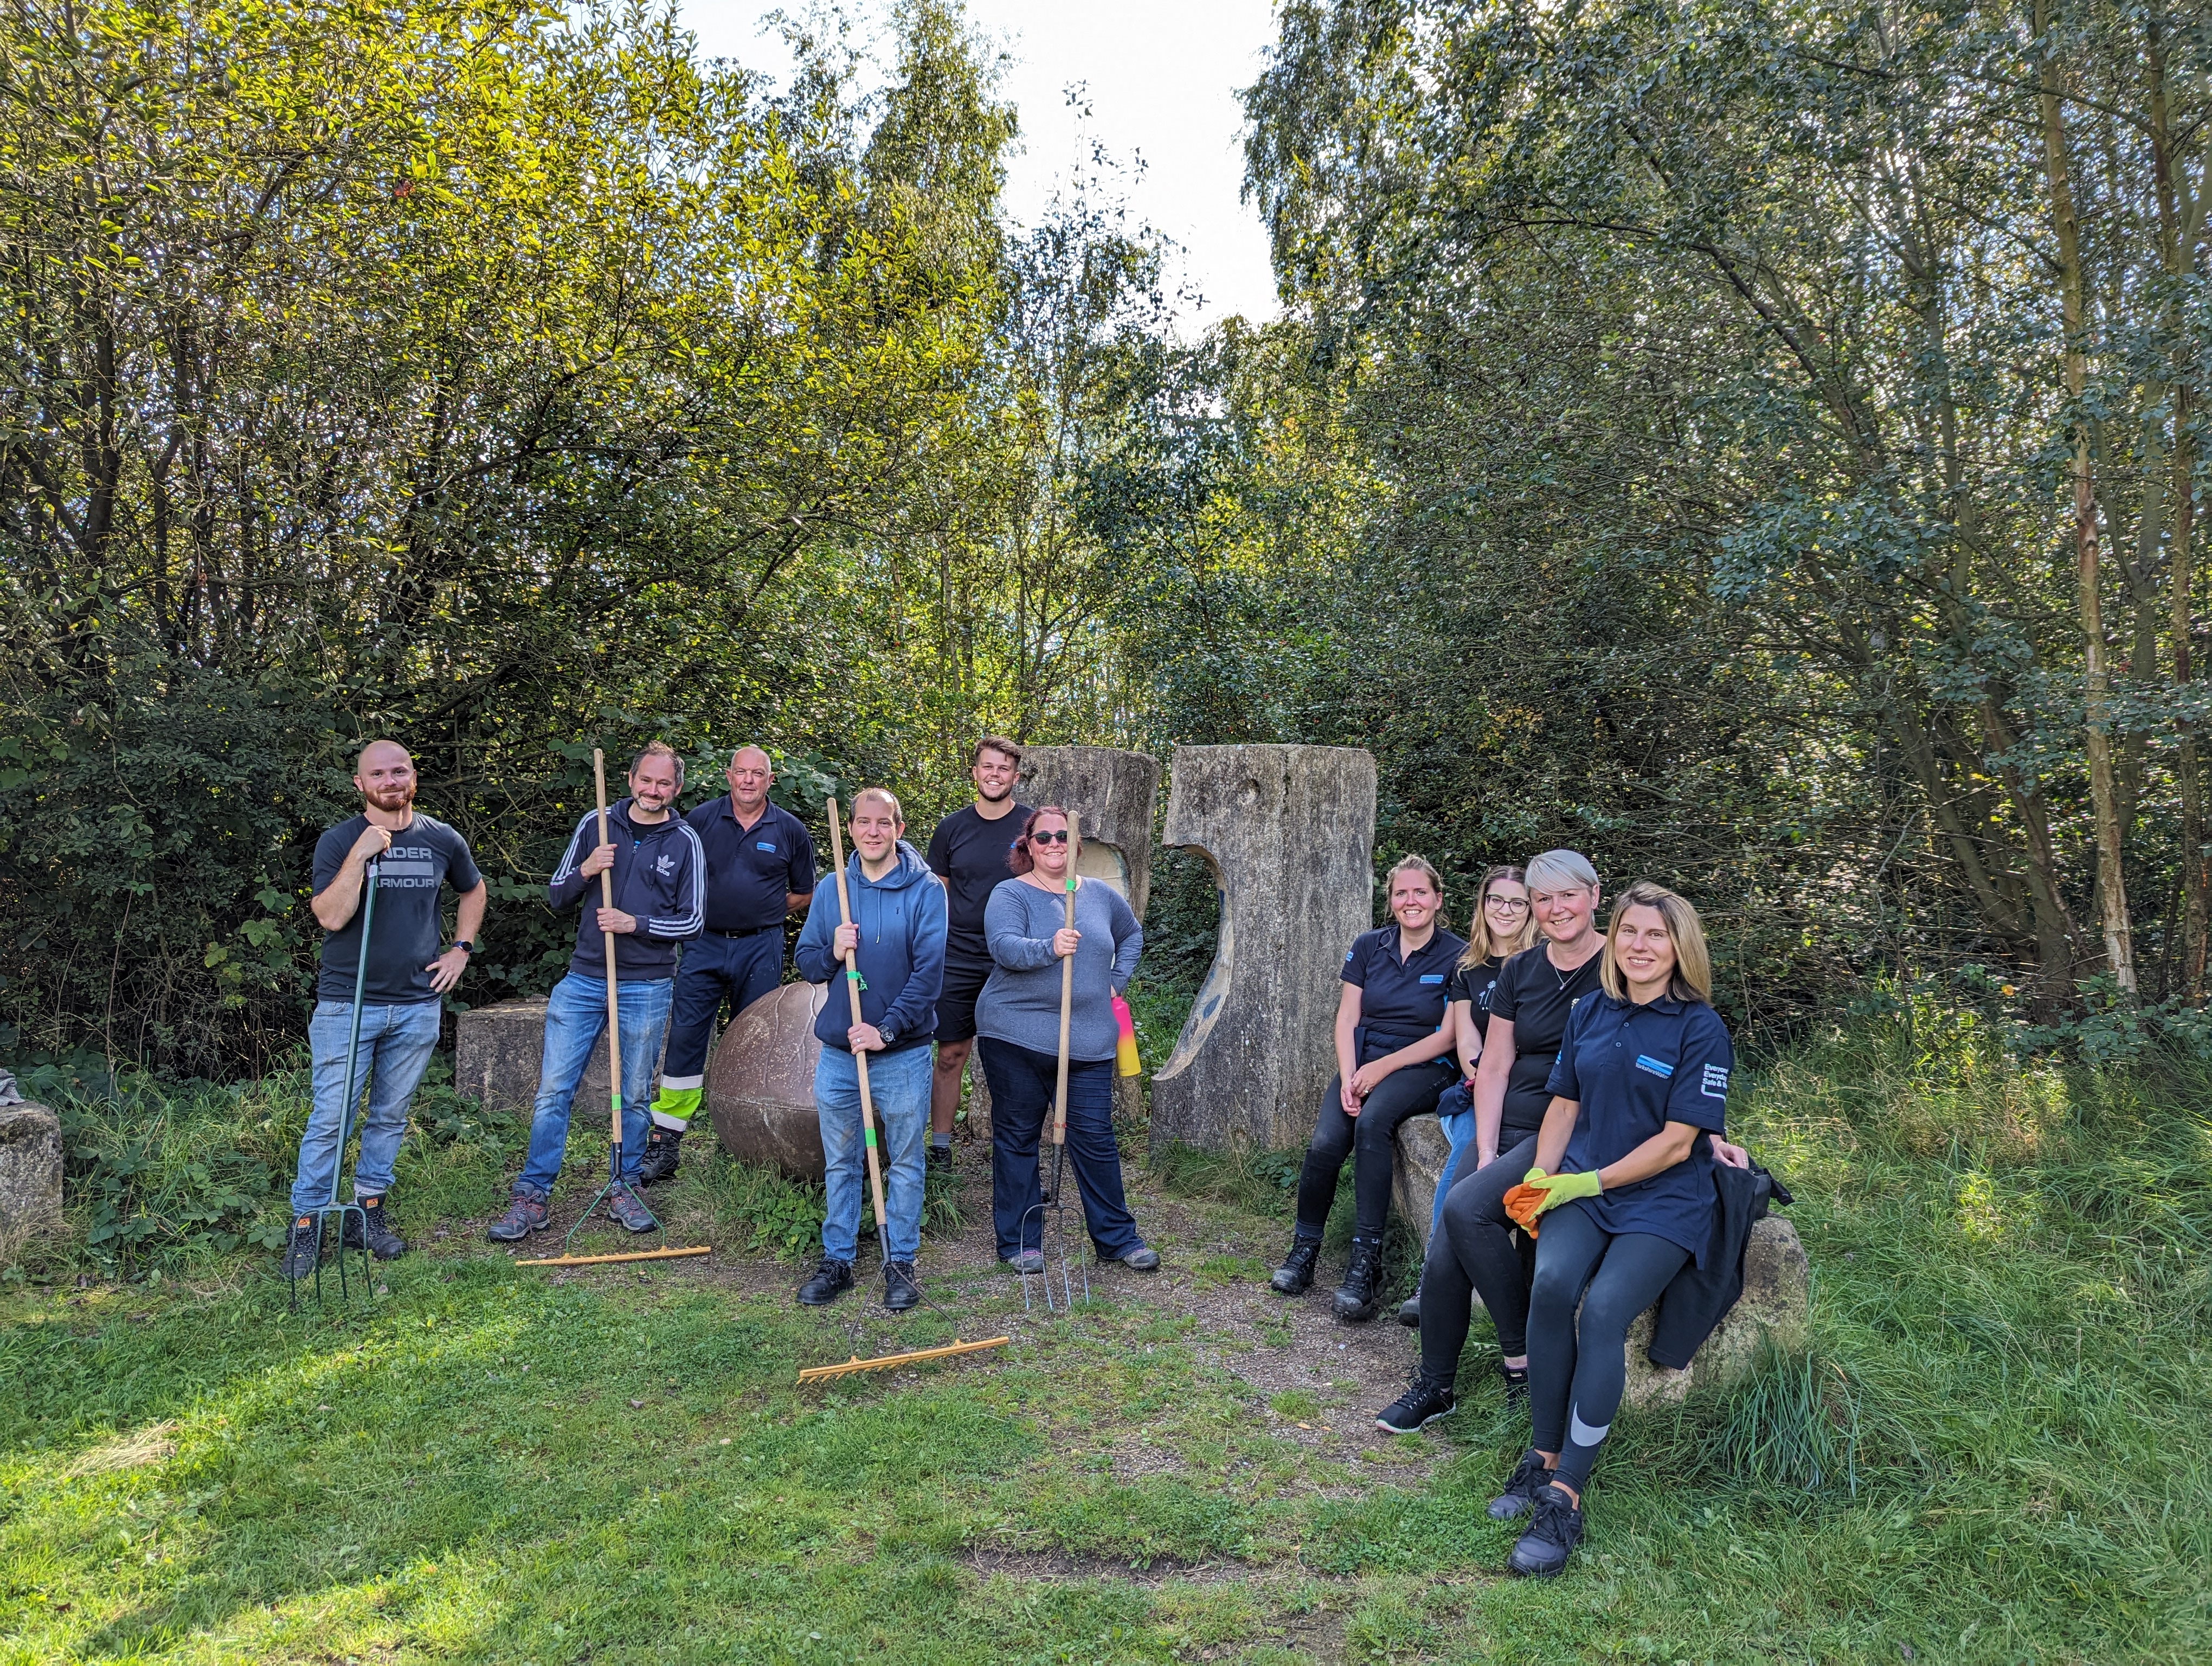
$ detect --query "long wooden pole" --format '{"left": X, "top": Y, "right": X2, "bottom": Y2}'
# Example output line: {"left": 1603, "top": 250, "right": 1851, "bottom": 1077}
{"left": 798, "top": 1336, "right": 1011, "bottom": 1383}
{"left": 1052, "top": 811, "right": 1079, "bottom": 1146}
{"left": 593, "top": 750, "right": 625, "bottom": 1148}
{"left": 517, "top": 1246, "right": 711, "bottom": 1268}
{"left": 826, "top": 797, "right": 891, "bottom": 1241}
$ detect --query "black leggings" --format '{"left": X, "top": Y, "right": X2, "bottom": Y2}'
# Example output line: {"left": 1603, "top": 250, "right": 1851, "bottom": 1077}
{"left": 1418, "top": 1135, "right": 1540, "bottom": 1377}
{"left": 1293, "top": 1059, "right": 1458, "bottom": 1242}
{"left": 1526, "top": 1204, "right": 1689, "bottom": 1494}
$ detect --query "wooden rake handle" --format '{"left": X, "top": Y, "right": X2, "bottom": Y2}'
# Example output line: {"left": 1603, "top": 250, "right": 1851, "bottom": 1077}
{"left": 826, "top": 797, "right": 891, "bottom": 1239}
{"left": 593, "top": 749, "right": 623, "bottom": 1144}
{"left": 1053, "top": 810, "right": 1079, "bottom": 1146}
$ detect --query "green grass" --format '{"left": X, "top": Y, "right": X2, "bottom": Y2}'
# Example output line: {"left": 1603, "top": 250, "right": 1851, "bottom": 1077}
{"left": 3, "top": 1014, "right": 2210, "bottom": 1662}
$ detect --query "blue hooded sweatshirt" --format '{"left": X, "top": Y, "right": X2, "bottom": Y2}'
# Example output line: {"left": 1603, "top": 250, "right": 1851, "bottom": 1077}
{"left": 793, "top": 840, "right": 948, "bottom": 1055}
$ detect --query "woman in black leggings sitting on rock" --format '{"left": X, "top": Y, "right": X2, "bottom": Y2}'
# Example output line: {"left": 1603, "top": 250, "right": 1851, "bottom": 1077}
{"left": 1269, "top": 855, "right": 1464, "bottom": 1321}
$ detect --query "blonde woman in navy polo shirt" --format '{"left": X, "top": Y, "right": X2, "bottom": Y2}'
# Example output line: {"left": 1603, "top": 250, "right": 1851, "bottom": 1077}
{"left": 1270, "top": 855, "right": 1465, "bottom": 1322}
{"left": 1487, "top": 881, "right": 1733, "bottom": 1578}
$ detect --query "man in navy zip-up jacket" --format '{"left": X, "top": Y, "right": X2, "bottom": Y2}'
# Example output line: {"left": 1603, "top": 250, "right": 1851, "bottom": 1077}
{"left": 488, "top": 744, "right": 705, "bottom": 1242}
{"left": 790, "top": 788, "right": 947, "bottom": 1311}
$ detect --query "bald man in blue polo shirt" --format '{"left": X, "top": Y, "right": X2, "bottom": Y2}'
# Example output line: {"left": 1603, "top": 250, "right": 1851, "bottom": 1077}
{"left": 640, "top": 745, "right": 815, "bottom": 1183}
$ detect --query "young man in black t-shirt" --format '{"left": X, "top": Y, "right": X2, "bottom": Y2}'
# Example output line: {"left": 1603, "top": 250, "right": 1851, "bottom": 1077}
{"left": 923, "top": 736, "right": 1031, "bottom": 1169}
{"left": 281, "top": 741, "right": 486, "bottom": 1278}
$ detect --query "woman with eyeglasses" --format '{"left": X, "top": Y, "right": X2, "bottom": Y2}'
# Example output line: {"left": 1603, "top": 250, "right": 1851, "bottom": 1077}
{"left": 1270, "top": 854, "right": 1465, "bottom": 1322}
{"left": 974, "top": 806, "right": 1159, "bottom": 1274}
{"left": 1396, "top": 865, "right": 1536, "bottom": 1327}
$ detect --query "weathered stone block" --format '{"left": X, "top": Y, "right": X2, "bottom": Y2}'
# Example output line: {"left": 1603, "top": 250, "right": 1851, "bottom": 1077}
{"left": 705, "top": 982, "right": 829, "bottom": 1180}
{"left": 1394, "top": 1126, "right": 1810, "bottom": 1398}
{"left": 0, "top": 1103, "right": 65, "bottom": 1242}
{"left": 1148, "top": 745, "right": 1377, "bottom": 1153}
{"left": 453, "top": 996, "right": 668, "bottom": 1118}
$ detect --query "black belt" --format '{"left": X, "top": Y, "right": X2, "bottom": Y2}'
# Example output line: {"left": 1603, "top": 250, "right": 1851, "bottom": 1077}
{"left": 705, "top": 924, "right": 777, "bottom": 938}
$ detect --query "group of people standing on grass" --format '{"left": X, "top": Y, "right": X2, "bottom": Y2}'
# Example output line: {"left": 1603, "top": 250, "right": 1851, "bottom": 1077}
{"left": 281, "top": 735, "right": 1155, "bottom": 1317}
{"left": 1274, "top": 849, "right": 1745, "bottom": 1577}
{"left": 282, "top": 735, "right": 1744, "bottom": 1580}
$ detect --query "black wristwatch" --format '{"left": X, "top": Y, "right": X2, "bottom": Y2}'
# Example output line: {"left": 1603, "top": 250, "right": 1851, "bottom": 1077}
{"left": 449, "top": 940, "right": 475, "bottom": 956}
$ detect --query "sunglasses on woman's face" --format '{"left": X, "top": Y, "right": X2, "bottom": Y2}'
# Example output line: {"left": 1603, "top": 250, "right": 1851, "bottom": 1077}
{"left": 1031, "top": 828, "right": 1070, "bottom": 844}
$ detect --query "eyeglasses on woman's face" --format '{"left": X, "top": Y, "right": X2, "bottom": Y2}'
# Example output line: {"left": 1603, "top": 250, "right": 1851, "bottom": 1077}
{"left": 1484, "top": 894, "right": 1530, "bottom": 913}
{"left": 1030, "top": 828, "right": 1070, "bottom": 844}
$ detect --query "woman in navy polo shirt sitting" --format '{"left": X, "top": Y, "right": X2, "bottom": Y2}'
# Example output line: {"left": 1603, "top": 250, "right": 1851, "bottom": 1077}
{"left": 1270, "top": 855, "right": 1465, "bottom": 1322}
{"left": 1486, "top": 881, "right": 1733, "bottom": 1578}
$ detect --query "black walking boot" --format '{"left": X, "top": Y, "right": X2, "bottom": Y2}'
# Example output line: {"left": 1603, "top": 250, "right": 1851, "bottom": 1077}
{"left": 884, "top": 1260, "right": 922, "bottom": 1312}
{"left": 1332, "top": 1235, "right": 1386, "bottom": 1322}
{"left": 1396, "top": 1277, "right": 1424, "bottom": 1328}
{"left": 798, "top": 1256, "right": 855, "bottom": 1306}
{"left": 279, "top": 1215, "right": 322, "bottom": 1280}
{"left": 342, "top": 1195, "right": 407, "bottom": 1260}
{"left": 1487, "top": 1449, "right": 1554, "bottom": 1521}
{"left": 1269, "top": 1231, "right": 1324, "bottom": 1295}
{"left": 636, "top": 1127, "right": 683, "bottom": 1187}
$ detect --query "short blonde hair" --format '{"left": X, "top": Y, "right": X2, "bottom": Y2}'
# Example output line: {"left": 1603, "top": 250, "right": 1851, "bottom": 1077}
{"left": 1599, "top": 881, "right": 1713, "bottom": 1005}
{"left": 1525, "top": 848, "right": 1599, "bottom": 894}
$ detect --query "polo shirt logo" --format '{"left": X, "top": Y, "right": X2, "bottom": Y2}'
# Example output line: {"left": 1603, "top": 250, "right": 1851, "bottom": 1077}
{"left": 1419, "top": 973, "right": 1445, "bottom": 984}
{"left": 1702, "top": 1063, "right": 1729, "bottom": 1098}
{"left": 757, "top": 840, "right": 777, "bottom": 852}
{"left": 1634, "top": 1054, "right": 1674, "bottom": 1079}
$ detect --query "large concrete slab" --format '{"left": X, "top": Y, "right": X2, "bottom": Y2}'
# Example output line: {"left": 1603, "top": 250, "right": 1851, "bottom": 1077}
{"left": 1148, "top": 745, "right": 1377, "bottom": 1153}
{"left": 705, "top": 982, "right": 829, "bottom": 1179}
{"left": 453, "top": 996, "right": 669, "bottom": 1118}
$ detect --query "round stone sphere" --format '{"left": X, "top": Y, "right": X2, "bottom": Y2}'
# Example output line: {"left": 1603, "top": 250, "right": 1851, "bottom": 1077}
{"left": 706, "top": 981, "right": 829, "bottom": 1180}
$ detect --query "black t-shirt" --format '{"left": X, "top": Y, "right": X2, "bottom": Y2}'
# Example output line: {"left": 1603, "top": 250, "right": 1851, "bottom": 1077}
{"left": 1341, "top": 924, "right": 1468, "bottom": 1061}
{"left": 1488, "top": 943, "right": 1605, "bottom": 1138}
{"left": 313, "top": 813, "right": 483, "bottom": 1005}
{"left": 925, "top": 800, "right": 1033, "bottom": 963}
{"left": 686, "top": 797, "right": 816, "bottom": 931}
{"left": 1447, "top": 955, "right": 1506, "bottom": 1055}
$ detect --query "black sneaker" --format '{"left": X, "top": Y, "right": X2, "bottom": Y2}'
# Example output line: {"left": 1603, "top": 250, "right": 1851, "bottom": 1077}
{"left": 927, "top": 1142, "right": 953, "bottom": 1171}
{"left": 1508, "top": 1483, "right": 1584, "bottom": 1577}
{"left": 1269, "top": 1234, "right": 1323, "bottom": 1295}
{"left": 1374, "top": 1371, "right": 1457, "bottom": 1433}
{"left": 342, "top": 1196, "right": 407, "bottom": 1260}
{"left": 1396, "top": 1280, "right": 1423, "bottom": 1328}
{"left": 798, "top": 1257, "right": 855, "bottom": 1306}
{"left": 487, "top": 1190, "right": 549, "bottom": 1242}
{"left": 1487, "top": 1449, "right": 1554, "bottom": 1521}
{"left": 884, "top": 1260, "right": 921, "bottom": 1312}
{"left": 1497, "top": 1360, "right": 1530, "bottom": 1404}
{"left": 279, "top": 1215, "right": 321, "bottom": 1279}
{"left": 606, "top": 1181, "right": 657, "bottom": 1233}
{"left": 636, "top": 1129, "right": 683, "bottom": 1187}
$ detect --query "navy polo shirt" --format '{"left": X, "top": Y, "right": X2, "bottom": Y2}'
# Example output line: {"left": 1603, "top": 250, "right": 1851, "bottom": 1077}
{"left": 1545, "top": 991, "right": 1732, "bottom": 1265}
{"left": 1342, "top": 924, "right": 1467, "bottom": 1061}
{"left": 684, "top": 797, "right": 817, "bottom": 932}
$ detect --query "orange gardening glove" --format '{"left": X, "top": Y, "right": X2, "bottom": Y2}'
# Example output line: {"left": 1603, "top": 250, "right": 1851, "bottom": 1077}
{"left": 1502, "top": 1181, "right": 1549, "bottom": 1236}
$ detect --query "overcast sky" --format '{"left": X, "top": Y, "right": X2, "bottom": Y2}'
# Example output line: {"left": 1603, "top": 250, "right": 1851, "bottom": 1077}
{"left": 677, "top": 2, "right": 1284, "bottom": 332}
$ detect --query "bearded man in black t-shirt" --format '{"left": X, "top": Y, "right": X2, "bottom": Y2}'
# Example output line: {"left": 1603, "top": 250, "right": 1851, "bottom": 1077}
{"left": 923, "top": 735, "right": 1032, "bottom": 1169}
{"left": 280, "top": 741, "right": 486, "bottom": 1279}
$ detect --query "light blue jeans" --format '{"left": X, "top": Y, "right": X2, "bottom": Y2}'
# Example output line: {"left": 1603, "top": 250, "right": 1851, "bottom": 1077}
{"left": 292, "top": 999, "right": 443, "bottom": 1213}
{"left": 516, "top": 973, "right": 674, "bottom": 1195}
{"left": 1428, "top": 1078, "right": 1478, "bottom": 1242}
{"left": 814, "top": 1042, "right": 931, "bottom": 1262}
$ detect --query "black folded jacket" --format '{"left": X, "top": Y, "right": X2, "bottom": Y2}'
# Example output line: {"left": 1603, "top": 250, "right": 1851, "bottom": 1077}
{"left": 1647, "top": 1160, "right": 1794, "bottom": 1370}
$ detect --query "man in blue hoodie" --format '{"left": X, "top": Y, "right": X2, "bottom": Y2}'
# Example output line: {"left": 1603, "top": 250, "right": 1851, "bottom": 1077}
{"left": 488, "top": 744, "right": 705, "bottom": 1241}
{"left": 791, "top": 787, "right": 947, "bottom": 1311}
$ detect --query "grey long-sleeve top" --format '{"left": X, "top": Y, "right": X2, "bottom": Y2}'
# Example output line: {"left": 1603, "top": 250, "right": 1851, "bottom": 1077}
{"left": 975, "top": 876, "right": 1143, "bottom": 1061}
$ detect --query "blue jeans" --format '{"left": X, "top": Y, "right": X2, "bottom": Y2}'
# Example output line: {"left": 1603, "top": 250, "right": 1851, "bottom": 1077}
{"left": 516, "top": 974, "right": 675, "bottom": 1195}
{"left": 1428, "top": 1078, "right": 1477, "bottom": 1242}
{"left": 979, "top": 1037, "right": 1144, "bottom": 1261}
{"left": 291, "top": 999, "right": 443, "bottom": 1213}
{"left": 815, "top": 1042, "right": 931, "bottom": 1261}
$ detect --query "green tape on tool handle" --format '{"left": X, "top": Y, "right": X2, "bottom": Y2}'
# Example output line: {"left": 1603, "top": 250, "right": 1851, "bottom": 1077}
{"left": 864, "top": 1126, "right": 877, "bottom": 1148}
{"left": 612, "top": 1092, "right": 622, "bottom": 1113}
